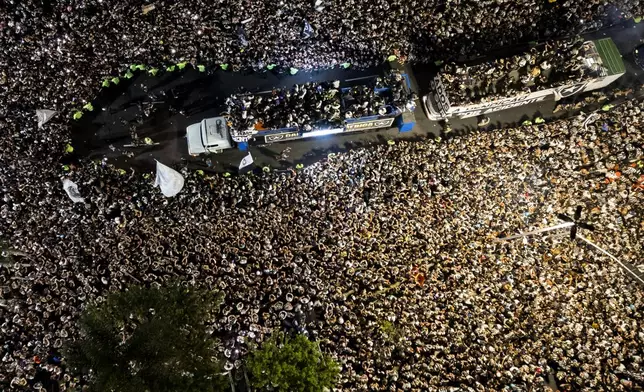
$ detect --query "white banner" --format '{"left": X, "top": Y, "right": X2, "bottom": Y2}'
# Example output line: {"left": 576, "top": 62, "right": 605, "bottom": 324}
{"left": 425, "top": 73, "right": 618, "bottom": 120}
{"left": 62, "top": 179, "right": 85, "bottom": 203}
{"left": 155, "top": 161, "right": 185, "bottom": 197}
{"left": 36, "top": 109, "right": 57, "bottom": 128}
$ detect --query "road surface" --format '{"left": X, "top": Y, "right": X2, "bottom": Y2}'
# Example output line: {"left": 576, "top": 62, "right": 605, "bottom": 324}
{"left": 70, "top": 22, "right": 644, "bottom": 174}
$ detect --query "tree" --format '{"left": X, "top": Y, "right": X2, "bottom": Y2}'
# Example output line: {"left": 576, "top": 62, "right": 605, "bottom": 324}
{"left": 64, "top": 284, "right": 227, "bottom": 392}
{"left": 247, "top": 332, "right": 340, "bottom": 392}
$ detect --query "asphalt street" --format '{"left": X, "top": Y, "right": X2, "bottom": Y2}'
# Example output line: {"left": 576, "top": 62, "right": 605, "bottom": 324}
{"left": 70, "top": 22, "right": 644, "bottom": 174}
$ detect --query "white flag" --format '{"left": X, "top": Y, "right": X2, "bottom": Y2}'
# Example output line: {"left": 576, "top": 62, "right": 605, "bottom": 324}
{"left": 154, "top": 161, "right": 185, "bottom": 197}
{"left": 62, "top": 179, "right": 85, "bottom": 203}
{"left": 36, "top": 109, "right": 57, "bottom": 128}
{"left": 239, "top": 152, "right": 254, "bottom": 170}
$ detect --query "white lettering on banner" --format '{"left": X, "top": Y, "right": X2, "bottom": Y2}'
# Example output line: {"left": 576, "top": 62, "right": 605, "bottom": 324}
{"left": 450, "top": 90, "right": 552, "bottom": 115}
{"left": 552, "top": 81, "right": 590, "bottom": 100}
{"left": 425, "top": 72, "right": 617, "bottom": 120}
{"left": 265, "top": 131, "right": 301, "bottom": 143}
{"left": 429, "top": 76, "right": 450, "bottom": 115}
{"left": 345, "top": 117, "right": 395, "bottom": 131}
{"left": 457, "top": 95, "right": 551, "bottom": 119}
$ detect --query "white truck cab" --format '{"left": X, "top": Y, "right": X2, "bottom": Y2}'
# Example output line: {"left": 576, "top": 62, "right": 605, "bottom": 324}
{"left": 186, "top": 116, "right": 233, "bottom": 155}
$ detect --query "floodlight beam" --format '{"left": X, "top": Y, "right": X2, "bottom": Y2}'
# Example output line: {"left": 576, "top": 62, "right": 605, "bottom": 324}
{"left": 577, "top": 235, "right": 644, "bottom": 286}
{"left": 495, "top": 222, "right": 575, "bottom": 242}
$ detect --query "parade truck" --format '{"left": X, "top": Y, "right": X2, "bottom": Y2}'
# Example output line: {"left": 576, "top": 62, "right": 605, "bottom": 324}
{"left": 186, "top": 117, "right": 233, "bottom": 155}
{"left": 423, "top": 38, "right": 626, "bottom": 121}
{"left": 186, "top": 70, "right": 416, "bottom": 154}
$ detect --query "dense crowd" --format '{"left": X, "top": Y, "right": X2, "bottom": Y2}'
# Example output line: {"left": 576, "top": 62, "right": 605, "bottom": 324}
{"left": 441, "top": 38, "right": 601, "bottom": 106}
{"left": 2, "top": 0, "right": 644, "bottom": 127}
{"left": 2, "top": 95, "right": 644, "bottom": 390}
{"left": 2, "top": 0, "right": 644, "bottom": 390}
{"left": 226, "top": 72, "right": 412, "bottom": 136}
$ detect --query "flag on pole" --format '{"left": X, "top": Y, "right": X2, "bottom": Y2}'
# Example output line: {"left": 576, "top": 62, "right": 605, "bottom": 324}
{"left": 238, "top": 26, "right": 249, "bottom": 47}
{"left": 301, "top": 19, "right": 314, "bottom": 39}
{"left": 582, "top": 112, "right": 600, "bottom": 131}
{"left": 142, "top": 4, "right": 156, "bottom": 14}
{"left": 155, "top": 161, "right": 185, "bottom": 197}
{"left": 239, "top": 152, "right": 254, "bottom": 170}
{"left": 36, "top": 109, "right": 57, "bottom": 128}
{"left": 62, "top": 179, "right": 85, "bottom": 203}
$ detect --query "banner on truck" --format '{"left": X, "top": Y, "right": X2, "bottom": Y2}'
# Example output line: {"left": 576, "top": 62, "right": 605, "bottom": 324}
{"left": 345, "top": 117, "right": 395, "bottom": 131}
{"left": 264, "top": 131, "right": 301, "bottom": 143}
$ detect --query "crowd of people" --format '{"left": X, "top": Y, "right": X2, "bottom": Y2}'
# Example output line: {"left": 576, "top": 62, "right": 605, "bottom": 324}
{"left": 2, "top": 0, "right": 644, "bottom": 132}
{"left": 441, "top": 38, "right": 600, "bottom": 106}
{"left": 2, "top": 0, "right": 644, "bottom": 390}
{"left": 2, "top": 93, "right": 644, "bottom": 389}
{"left": 226, "top": 72, "right": 412, "bottom": 136}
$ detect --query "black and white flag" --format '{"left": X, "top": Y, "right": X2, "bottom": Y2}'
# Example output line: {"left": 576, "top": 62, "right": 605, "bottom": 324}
{"left": 238, "top": 25, "right": 249, "bottom": 47}
{"left": 239, "top": 152, "right": 254, "bottom": 170}
{"left": 301, "top": 19, "right": 314, "bottom": 39}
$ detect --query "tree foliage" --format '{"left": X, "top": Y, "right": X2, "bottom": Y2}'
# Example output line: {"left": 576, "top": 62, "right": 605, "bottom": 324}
{"left": 247, "top": 332, "right": 340, "bottom": 392}
{"left": 64, "top": 284, "right": 227, "bottom": 392}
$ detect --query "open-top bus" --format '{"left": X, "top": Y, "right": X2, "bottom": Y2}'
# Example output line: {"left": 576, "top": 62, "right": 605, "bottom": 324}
{"left": 423, "top": 38, "right": 626, "bottom": 121}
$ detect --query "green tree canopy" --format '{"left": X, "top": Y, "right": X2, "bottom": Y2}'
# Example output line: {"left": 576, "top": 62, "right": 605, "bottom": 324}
{"left": 64, "top": 284, "right": 227, "bottom": 392}
{"left": 247, "top": 332, "right": 340, "bottom": 392}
